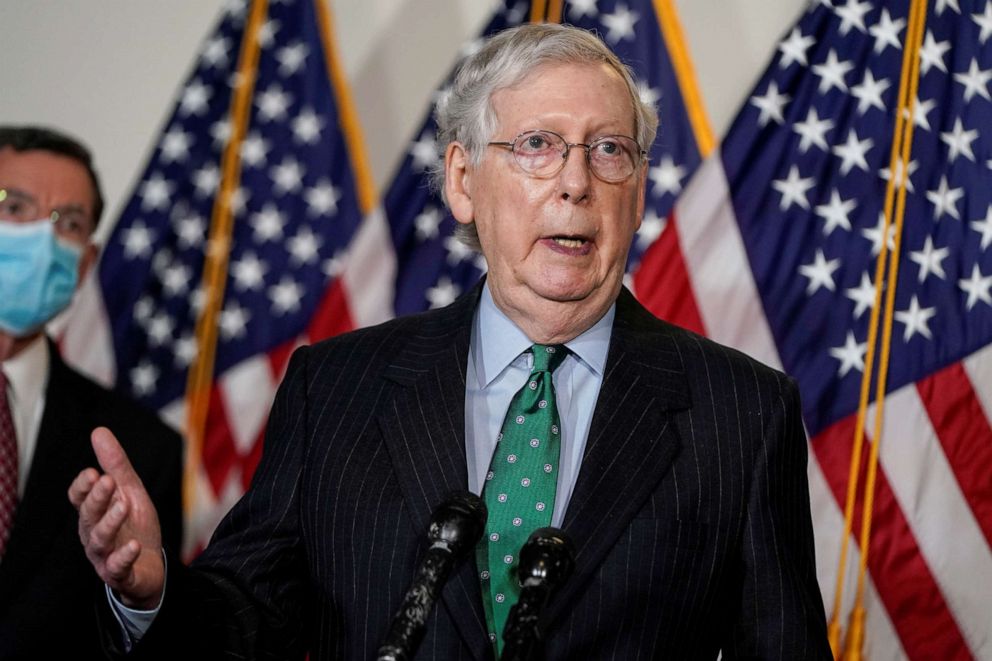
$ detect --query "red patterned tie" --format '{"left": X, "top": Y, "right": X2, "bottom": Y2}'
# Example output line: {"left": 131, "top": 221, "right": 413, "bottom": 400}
{"left": 0, "top": 370, "right": 17, "bottom": 559}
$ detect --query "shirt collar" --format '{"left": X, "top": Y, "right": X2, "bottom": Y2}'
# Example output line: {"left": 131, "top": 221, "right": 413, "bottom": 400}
{"left": 473, "top": 283, "right": 614, "bottom": 387}
{"left": 2, "top": 334, "right": 49, "bottom": 410}
{"left": 565, "top": 303, "right": 613, "bottom": 376}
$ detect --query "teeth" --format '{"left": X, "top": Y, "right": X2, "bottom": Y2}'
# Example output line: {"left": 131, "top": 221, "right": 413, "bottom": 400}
{"left": 553, "top": 237, "right": 585, "bottom": 248}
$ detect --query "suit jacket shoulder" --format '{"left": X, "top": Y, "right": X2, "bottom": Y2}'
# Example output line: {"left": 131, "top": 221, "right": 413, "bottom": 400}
{"left": 613, "top": 285, "right": 792, "bottom": 386}
{"left": 303, "top": 283, "right": 478, "bottom": 374}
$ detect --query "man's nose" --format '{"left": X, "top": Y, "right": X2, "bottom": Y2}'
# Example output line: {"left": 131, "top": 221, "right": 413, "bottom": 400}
{"left": 558, "top": 144, "right": 592, "bottom": 203}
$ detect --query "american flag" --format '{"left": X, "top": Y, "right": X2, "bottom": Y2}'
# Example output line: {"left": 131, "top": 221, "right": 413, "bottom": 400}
{"left": 62, "top": 0, "right": 392, "bottom": 555}
{"left": 655, "top": 0, "right": 992, "bottom": 658}
{"left": 386, "top": 0, "right": 710, "bottom": 315}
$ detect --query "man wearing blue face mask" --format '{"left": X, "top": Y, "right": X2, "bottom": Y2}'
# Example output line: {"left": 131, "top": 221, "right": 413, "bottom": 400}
{"left": 0, "top": 126, "right": 183, "bottom": 660}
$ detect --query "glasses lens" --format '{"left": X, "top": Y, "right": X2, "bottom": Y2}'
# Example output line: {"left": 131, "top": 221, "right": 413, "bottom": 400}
{"left": 588, "top": 136, "right": 640, "bottom": 182}
{"left": 512, "top": 131, "right": 565, "bottom": 176}
{"left": 0, "top": 190, "right": 91, "bottom": 243}
{"left": 0, "top": 189, "right": 40, "bottom": 222}
{"left": 51, "top": 211, "right": 93, "bottom": 244}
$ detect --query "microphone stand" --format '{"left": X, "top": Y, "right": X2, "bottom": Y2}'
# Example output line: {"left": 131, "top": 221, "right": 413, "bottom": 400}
{"left": 376, "top": 491, "right": 487, "bottom": 661}
{"left": 500, "top": 527, "right": 575, "bottom": 661}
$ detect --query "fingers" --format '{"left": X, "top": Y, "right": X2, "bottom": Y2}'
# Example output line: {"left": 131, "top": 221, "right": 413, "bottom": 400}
{"left": 77, "top": 473, "right": 117, "bottom": 533}
{"left": 68, "top": 467, "right": 100, "bottom": 509}
{"left": 90, "top": 427, "right": 142, "bottom": 490}
{"left": 74, "top": 427, "right": 166, "bottom": 606}
{"left": 103, "top": 539, "right": 142, "bottom": 584}
{"left": 87, "top": 495, "right": 129, "bottom": 557}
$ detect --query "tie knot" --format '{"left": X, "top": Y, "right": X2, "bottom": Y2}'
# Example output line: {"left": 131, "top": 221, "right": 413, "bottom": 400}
{"left": 530, "top": 344, "right": 567, "bottom": 373}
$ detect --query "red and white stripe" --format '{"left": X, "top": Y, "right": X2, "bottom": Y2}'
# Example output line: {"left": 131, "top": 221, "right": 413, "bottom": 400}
{"left": 632, "top": 152, "right": 992, "bottom": 660}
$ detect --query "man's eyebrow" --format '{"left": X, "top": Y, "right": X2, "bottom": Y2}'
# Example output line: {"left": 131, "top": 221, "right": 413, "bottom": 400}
{"left": 0, "top": 187, "right": 36, "bottom": 201}
{"left": 52, "top": 202, "right": 88, "bottom": 216}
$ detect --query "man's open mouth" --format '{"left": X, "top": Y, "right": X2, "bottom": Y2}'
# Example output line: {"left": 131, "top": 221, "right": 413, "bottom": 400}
{"left": 551, "top": 236, "right": 587, "bottom": 248}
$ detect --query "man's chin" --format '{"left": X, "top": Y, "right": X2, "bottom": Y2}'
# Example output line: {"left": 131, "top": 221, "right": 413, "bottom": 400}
{"left": 526, "top": 268, "right": 625, "bottom": 304}
{"left": 491, "top": 272, "right": 617, "bottom": 320}
{"left": 527, "top": 280, "right": 598, "bottom": 305}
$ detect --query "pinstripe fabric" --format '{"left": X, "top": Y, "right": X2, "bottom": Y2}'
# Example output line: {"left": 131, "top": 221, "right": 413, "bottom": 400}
{"left": 119, "top": 282, "right": 829, "bottom": 660}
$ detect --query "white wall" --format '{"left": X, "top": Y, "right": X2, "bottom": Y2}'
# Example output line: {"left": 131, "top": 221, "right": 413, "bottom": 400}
{"left": 0, "top": 0, "right": 805, "bottom": 234}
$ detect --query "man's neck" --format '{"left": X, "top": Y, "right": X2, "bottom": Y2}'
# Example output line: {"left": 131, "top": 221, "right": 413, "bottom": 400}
{"left": 0, "top": 331, "right": 43, "bottom": 362}
{"left": 488, "top": 284, "right": 620, "bottom": 345}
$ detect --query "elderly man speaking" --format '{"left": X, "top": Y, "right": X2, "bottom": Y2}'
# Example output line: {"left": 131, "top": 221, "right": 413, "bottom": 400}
{"left": 71, "top": 22, "right": 830, "bottom": 660}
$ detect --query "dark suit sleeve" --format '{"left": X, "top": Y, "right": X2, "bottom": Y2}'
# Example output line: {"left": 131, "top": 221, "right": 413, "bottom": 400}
{"left": 724, "top": 374, "right": 831, "bottom": 660}
{"left": 114, "top": 347, "right": 313, "bottom": 661}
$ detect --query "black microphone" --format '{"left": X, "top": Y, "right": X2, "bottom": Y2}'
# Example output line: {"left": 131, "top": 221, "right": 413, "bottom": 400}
{"left": 376, "top": 491, "right": 487, "bottom": 661}
{"left": 499, "top": 527, "right": 576, "bottom": 661}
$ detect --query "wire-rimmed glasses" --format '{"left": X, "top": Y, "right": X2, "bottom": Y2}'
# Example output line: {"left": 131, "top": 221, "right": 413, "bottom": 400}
{"left": 488, "top": 129, "right": 646, "bottom": 183}
{"left": 0, "top": 188, "right": 93, "bottom": 244}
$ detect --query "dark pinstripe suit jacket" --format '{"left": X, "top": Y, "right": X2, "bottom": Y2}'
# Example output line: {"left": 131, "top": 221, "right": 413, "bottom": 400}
{"left": 120, "top": 283, "right": 830, "bottom": 660}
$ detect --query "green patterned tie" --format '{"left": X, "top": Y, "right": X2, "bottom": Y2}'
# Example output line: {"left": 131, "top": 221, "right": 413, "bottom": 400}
{"left": 477, "top": 344, "right": 568, "bottom": 655}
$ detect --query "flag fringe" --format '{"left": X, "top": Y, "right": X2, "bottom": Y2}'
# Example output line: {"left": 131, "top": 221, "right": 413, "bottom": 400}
{"left": 831, "top": 0, "right": 929, "bottom": 657}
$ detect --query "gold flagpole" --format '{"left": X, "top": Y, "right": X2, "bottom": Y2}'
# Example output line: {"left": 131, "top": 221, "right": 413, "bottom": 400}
{"left": 183, "top": 0, "right": 269, "bottom": 514}
{"left": 828, "top": 0, "right": 929, "bottom": 657}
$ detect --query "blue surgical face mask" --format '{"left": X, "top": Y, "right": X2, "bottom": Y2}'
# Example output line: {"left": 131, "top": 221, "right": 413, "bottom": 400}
{"left": 0, "top": 219, "right": 82, "bottom": 336}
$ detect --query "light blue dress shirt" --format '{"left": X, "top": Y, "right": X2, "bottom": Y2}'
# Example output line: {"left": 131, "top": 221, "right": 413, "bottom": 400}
{"left": 466, "top": 284, "right": 613, "bottom": 527}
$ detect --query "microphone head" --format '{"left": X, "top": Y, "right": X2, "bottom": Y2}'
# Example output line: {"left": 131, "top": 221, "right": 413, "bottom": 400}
{"left": 517, "top": 527, "right": 575, "bottom": 590}
{"left": 427, "top": 491, "right": 488, "bottom": 557}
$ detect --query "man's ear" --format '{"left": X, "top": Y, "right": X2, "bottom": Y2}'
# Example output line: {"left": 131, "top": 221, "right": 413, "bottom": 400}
{"left": 445, "top": 141, "right": 475, "bottom": 225}
{"left": 76, "top": 242, "right": 99, "bottom": 290}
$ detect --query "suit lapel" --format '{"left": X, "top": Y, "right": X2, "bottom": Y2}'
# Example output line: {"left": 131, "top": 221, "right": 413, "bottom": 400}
{"left": 549, "top": 289, "right": 692, "bottom": 625}
{"left": 0, "top": 343, "right": 91, "bottom": 598}
{"left": 377, "top": 282, "right": 491, "bottom": 660}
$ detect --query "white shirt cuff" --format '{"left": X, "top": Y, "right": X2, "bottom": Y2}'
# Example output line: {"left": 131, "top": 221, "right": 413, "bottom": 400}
{"left": 105, "top": 553, "right": 167, "bottom": 652}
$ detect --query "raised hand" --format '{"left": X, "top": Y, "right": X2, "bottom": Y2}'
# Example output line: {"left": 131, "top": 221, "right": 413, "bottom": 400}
{"left": 68, "top": 426, "right": 166, "bottom": 609}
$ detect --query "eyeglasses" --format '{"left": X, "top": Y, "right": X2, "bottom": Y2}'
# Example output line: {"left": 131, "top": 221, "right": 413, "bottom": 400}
{"left": 0, "top": 188, "right": 93, "bottom": 244}
{"left": 488, "top": 129, "right": 646, "bottom": 183}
